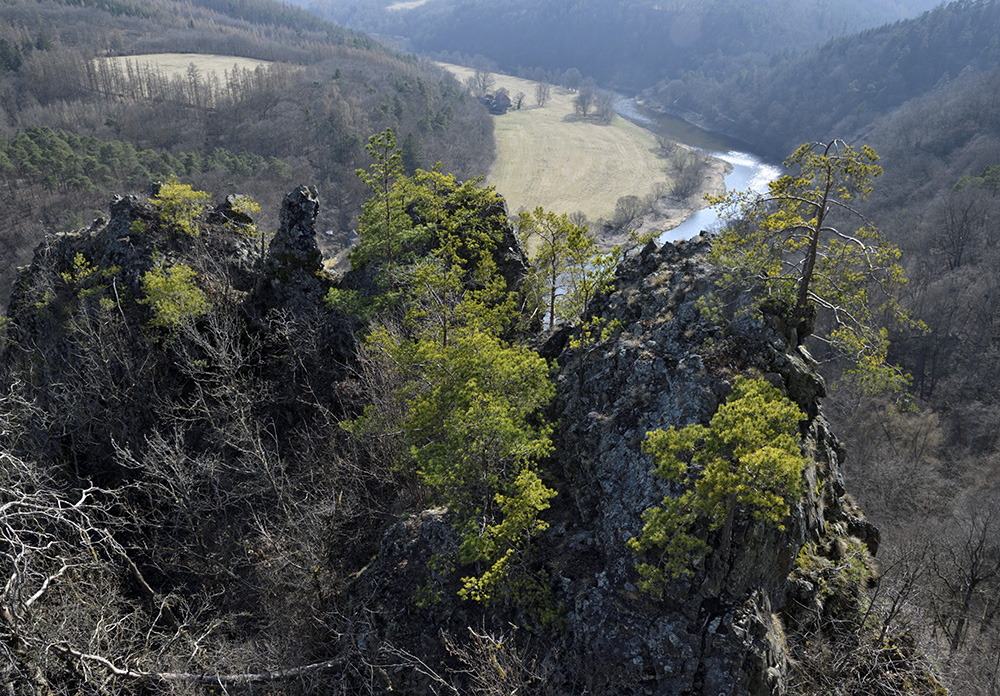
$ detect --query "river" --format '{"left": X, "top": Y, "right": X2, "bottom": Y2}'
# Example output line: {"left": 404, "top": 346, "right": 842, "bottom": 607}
{"left": 613, "top": 97, "right": 782, "bottom": 243}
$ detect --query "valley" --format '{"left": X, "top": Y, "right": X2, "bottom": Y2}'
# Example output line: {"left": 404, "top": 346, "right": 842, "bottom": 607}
{"left": 440, "top": 62, "right": 729, "bottom": 245}
{"left": 2, "top": 0, "right": 1000, "bottom": 694}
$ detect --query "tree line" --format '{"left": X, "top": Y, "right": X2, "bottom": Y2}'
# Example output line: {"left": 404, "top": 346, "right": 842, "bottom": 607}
{"left": 0, "top": 125, "right": 290, "bottom": 195}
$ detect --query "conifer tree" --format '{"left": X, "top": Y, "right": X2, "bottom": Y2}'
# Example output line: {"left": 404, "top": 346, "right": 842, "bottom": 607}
{"left": 706, "top": 140, "right": 922, "bottom": 392}
{"left": 629, "top": 377, "right": 806, "bottom": 595}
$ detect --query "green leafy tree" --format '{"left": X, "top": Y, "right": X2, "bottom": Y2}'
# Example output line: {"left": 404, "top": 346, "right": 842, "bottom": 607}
{"left": 355, "top": 323, "right": 556, "bottom": 611}
{"left": 706, "top": 140, "right": 920, "bottom": 392}
{"left": 348, "top": 167, "right": 526, "bottom": 338}
{"left": 629, "top": 377, "right": 806, "bottom": 597}
{"left": 343, "top": 166, "right": 556, "bottom": 614}
{"left": 517, "top": 207, "right": 573, "bottom": 330}
{"left": 140, "top": 261, "right": 208, "bottom": 329}
{"left": 149, "top": 176, "right": 212, "bottom": 236}
{"left": 405, "top": 238, "right": 514, "bottom": 347}
{"left": 355, "top": 128, "right": 404, "bottom": 264}
{"left": 562, "top": 224, "right": 620, "bottom": 324}
{"left": 517, "top": 207, "right": 617, "bottom": 330}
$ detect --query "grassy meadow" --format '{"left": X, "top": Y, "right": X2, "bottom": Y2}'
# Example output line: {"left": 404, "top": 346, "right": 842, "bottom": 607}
{"left": 439, "top": 63, "right": 725, "bottom": 231}
{"left": 102, "top": 53, "right": 275, "bottom": 81}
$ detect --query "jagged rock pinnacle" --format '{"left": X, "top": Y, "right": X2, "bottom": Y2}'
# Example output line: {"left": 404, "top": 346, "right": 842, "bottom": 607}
{"left": 257, "top": 185, "right": 326, "bottom": 311}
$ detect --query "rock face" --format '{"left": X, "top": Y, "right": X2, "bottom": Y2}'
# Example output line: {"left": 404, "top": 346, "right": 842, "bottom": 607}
{"left": 256, "top": 185, "right": 327, "bottom": 312}
{"left": 537, "top": 234, "right": 876, "bottom": 694}
{"left": 358, "top": 233, "right": 882, "bottom": 695}
{"left": 3, "top": 184, "right": 895, "bottom": 695}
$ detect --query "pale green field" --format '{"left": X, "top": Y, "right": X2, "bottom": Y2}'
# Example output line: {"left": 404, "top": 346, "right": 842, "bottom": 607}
{"left": 102, "top": 53, "right": 274, "bottom": 81}
{"left": 440, "top": 63, "right": 716, "bottom": 226}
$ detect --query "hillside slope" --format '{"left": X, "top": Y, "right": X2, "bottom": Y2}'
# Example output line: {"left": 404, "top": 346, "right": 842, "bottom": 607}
{"left": 0, "top": 182, "right": 940, "bottom": 694}
{"left": 653, "top": 0, "right": 1000, "bottom": 157}
{"left": 310, "top": 0, "right": 940, "bottom": 92}
{"left": 0, "top": 0, "right": 492, "bottom": 304}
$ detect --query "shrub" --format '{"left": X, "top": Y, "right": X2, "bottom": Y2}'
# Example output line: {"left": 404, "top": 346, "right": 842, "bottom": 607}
{"left": 149, "top": 177, "right": 212, "bottom": 236}
{"left": 140, "top": 262, "right": 208, "bottom": 329}
{"left": 629, "top": 377, "right": 806, "bottom": 596}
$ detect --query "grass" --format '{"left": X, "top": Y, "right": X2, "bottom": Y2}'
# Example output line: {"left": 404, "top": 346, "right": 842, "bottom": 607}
{"left": 438, "top": 63, "right": 725, "bottom": 231}
{"left": 101, "top": 53, "right": 275, "bottom": 81}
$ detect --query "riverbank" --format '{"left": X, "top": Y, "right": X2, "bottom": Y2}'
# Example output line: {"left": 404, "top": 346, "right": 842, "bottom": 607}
{"left": 599, "top": 156, "right": 731, "bottom": 250}
{"left": 613, "top": 97, "right": 783, "bottom": 244}
{"left": 435, "top": 63, "right": 730, "bottom": 249}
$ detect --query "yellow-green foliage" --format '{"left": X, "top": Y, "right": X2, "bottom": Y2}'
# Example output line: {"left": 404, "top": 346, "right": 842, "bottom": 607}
{"left": 60, "top": 253, "right": 97, "bottom": 285}
{"left": 342, "top": 155, "right": 559, "bottom": 620}
{"left": 568, "top": 316, "right": 622, "bottom": 351}
{"left": 629, "top": 377, "right": 806, "bottom": 596}
{"left": 458, "top": 468, "right": 557, "bottom": 604}
{"left": 149, "top": 177, "right": 212, "bottom": 236}
{"left": 230, "top": 194, "right": 260, "bottom": 221}
{"left": 353, "top": 128, "right": 404, "bottom": 265}
{"left": 140, "top": 262, "right": 208, "bottom": 329}
{"left": 795, "top": 538, "right": 873, "bottom": 602}
{"left": 324, "top": 287, "right": 372, "bottom": 322}
{"left": 226, "top": 195, "right": 262, "bottom": 238}
{"left": 706, "top": 140, "right": 924, "bottom": 394}
{"left": 59, "top": 253, "right": 123, "bottom": 307}
{"left": 517, "top": 206, "right": 620, "bottom": 329}
{"left": 350, "top": 323, "right": 557, "bottom": 618}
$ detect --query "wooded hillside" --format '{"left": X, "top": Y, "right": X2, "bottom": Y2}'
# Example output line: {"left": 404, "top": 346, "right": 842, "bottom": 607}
{"left": 312, "top": 0, "right": 940, "bottom": 92}
{"left": 0, "top": 0, "right": 493, "bottom": 304}
{"left": 653, "top": 0, "right": 1000, "bottom": 157}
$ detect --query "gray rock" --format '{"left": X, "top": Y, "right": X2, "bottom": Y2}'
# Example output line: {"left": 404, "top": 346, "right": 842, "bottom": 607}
{"left": 256, "top": 185, "right": 327, "bottom": 312}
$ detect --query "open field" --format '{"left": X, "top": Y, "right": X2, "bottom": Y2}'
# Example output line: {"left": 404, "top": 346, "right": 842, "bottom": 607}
{"left": 102, "top": 53, "right": 275, "bottom": 81}
{"left": 438, "top": 63, "right": 728, "bottom": 240}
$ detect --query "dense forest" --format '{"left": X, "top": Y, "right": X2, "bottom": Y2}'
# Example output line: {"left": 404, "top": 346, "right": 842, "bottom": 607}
{"left": 308, "top": 0, "right": 940, "bottom": 92}
{"left": 0, "top": 0, "right": 493, "bottom": 303}
{"left": 818, "top": 63, "right": 1000, "bottom": 693}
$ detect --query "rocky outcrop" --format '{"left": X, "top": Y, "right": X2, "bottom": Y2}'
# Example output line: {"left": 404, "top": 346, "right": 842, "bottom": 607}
{"left": 355, "top": 233, "right": 884, "bottom": 695}
{"left": 539, "top": 233, "right": 877, "bottom": 695}
{"left": 1, "top": 182, "right": 933, "bottom": 695}
{"left": 255, "top": 185, "right": 328, "bottom": 312}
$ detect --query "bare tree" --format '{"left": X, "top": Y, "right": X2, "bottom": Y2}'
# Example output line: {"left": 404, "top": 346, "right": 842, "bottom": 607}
{"left": 930, "top": 500, "right": 1000, "bottom": 655}
{"left": 471, "top": 56, "right": 496, "bottom": 97}
{"left": 670, "top": 153, "right": 708, "bottom": 200}
{"left": 473, "top": 69, "right": 495, "bottom": 97}
{"left": 612, "top": 194, "right": 644, "bottom": 228}
{"left": 657, "top": 136, "right": 678, "bottom": 158}
{"left": 534, "top": 81, "right": 550, "bottom": 107}
{"left": 595, "top": 90, "right": 616, "bottom": 124}
{"left": 561, "top": 67, "right": 582, "bottom": 90}
{"left": 933, "top": 189, "right": 988, "bottom": 270}
{"left": 443, "top": 626, "right": 549, "bottom": 695}
{"left": 568, "top": 210, "right": 589, "bottom": 230}
{"left": 573, "top": 84, "right": 595, "bottom": 118}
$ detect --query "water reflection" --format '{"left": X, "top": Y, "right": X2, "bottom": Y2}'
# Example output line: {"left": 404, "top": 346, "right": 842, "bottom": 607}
{"left": 662, "top": 150, "right": 782, "bottom": 243}
{"left": 612, "top": 97, "right": 782, "bottom": 244}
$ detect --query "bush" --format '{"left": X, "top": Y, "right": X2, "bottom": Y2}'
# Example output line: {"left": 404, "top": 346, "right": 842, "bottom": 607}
{"left": 629, "top": 377, "right": 806, "bottom": 595}
{"left": 140, "top": 262, "right": 208, "bottom": 329}
{"left": 149, "top": 177, "right": 212, "bottom": 236}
